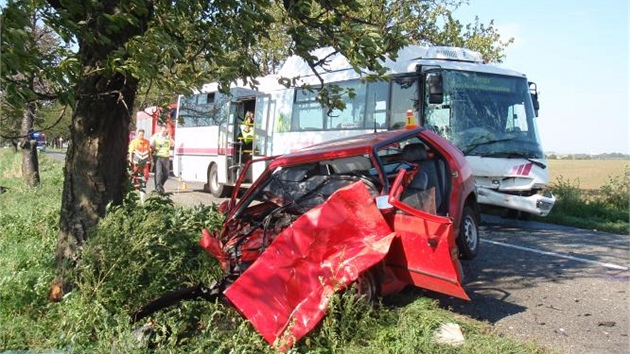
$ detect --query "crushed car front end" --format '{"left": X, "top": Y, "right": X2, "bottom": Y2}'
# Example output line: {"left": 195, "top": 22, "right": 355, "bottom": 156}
{"left": 199, "top": 128, "right": 479, "bottom": 348}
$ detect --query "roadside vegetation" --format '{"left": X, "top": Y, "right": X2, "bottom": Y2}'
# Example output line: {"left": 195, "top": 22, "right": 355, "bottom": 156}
{"left": 539, "top": 161, "right": 629, "bottom": 235}
{"left": 0, "top": 149, "right": 554, "bottom": 353}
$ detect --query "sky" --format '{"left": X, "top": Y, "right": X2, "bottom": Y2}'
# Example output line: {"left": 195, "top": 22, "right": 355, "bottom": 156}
{"left": 455, "top": 0, "right": 629, "bottom": 154}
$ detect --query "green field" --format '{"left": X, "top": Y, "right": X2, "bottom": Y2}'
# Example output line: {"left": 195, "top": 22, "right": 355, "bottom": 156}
{"left": 547, "top": 159, "right": 629, "bottom": 190}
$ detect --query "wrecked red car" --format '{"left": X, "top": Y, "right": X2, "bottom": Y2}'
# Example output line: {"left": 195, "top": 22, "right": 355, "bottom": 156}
{"left": 197, "top": 127, "right": 480, "bottom": 348}
{"left": 131, "top": 128, "right": 479, "bottom": 348}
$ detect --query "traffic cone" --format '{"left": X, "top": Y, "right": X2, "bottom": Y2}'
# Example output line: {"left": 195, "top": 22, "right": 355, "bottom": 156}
{"left": 178, "top": 176, "right": 187, "bottom": 191}
{"left": 405, "top": 109, "right": 419, "bottom": 130}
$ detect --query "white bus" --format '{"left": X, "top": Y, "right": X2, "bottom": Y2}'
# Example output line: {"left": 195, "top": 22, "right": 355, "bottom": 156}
{"left": 173, "top": 45, "right": 555, "bottom": 216}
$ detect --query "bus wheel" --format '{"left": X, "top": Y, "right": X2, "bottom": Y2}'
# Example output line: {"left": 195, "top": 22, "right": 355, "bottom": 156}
{"left": 457, "top": 205, "right": 479, "bottom": 260}
{"left": 207, "top": 163, "right": 230, "bottom": 198}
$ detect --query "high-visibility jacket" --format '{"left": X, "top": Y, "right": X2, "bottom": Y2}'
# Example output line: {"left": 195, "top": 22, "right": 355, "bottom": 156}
{"left": 240, "top": 122, "right": 254, "bottom": 144}
{"left": 151, "top": 133, "right": 172, "bottom": 158}
{"left": 128, "top": 138, "right": 151, "bottom": 164}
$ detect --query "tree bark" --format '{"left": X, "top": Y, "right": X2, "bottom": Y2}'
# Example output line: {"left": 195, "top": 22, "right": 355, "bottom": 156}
{"left": 20, "top": 102, "right": 40, "bottom": 187}
{"left": 53, "top": 72, "right": 138, "bottom": 291}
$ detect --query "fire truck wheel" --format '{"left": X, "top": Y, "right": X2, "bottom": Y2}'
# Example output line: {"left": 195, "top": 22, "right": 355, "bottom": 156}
{"left": 457, "top": 205, "right": 479, "bottom": 260}
{"left": 207, "top": 163, "right": 231, "bottom": 198}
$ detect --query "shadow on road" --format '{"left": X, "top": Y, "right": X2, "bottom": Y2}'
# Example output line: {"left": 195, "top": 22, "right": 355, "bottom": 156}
{"left": 397, "top": 216, "right": 630, "bottom": 326}
{"left": 389, "top": 285, "right": 528, "bottom": 324}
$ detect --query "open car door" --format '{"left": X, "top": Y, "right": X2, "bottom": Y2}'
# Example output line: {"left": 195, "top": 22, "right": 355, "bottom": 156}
{"left": 385, "top": 169, "right": 469, "bottom": 300}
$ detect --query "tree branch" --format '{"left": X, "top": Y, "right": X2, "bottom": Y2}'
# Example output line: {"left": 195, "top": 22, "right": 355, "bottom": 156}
{"left": 0, "top": 106, "right": 69, "bottom": 140}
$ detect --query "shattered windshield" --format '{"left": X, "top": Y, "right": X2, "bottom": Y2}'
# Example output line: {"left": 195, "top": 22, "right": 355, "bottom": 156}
{"left": 423, "top": 70, "right": 544, "bottom": 158}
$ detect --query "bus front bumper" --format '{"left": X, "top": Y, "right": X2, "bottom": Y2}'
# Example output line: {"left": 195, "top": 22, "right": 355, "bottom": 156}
{"left": 477, "top": 187, "right": 556, "bottom": 216}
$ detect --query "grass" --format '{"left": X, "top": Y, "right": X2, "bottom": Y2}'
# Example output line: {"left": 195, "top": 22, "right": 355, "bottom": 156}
{"left": 0, "top": 148, "right": 553, "bottom": 353}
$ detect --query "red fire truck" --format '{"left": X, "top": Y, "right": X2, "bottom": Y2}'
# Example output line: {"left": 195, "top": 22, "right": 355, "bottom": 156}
{"left": 135, "top": 104, "right": 177, "bottom": 139}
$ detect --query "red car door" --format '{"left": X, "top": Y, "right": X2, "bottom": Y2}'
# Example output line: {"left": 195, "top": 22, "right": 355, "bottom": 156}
{"left": 385, "top": 169, "right": 469, "bottom": 300}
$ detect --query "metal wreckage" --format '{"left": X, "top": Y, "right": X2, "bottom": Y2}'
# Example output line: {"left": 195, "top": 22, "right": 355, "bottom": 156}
{"left": 131, "top": 128, "right": 480, "bottom": 349}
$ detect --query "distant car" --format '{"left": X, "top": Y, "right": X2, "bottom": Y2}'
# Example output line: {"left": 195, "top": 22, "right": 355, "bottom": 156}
{"left": 199, "top": 127, "right": 480, "bottom": 348}
{"left": 31, "top": 131, "right": 46, "bottom": 152}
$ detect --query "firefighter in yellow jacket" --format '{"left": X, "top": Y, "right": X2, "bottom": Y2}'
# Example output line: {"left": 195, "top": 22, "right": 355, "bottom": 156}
{"left": 150, "top": 124, "right": 174, "bottom": 193}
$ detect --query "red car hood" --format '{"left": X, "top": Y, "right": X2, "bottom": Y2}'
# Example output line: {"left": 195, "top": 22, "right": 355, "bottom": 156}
{"left": 224, "top": 181, "right": 395, "bottom": 349}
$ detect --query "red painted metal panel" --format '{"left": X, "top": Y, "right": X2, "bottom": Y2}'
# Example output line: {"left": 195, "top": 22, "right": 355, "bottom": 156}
{"left": 224, "top": 182, "right": 395, "bottom": 348}
{"left": 387, "top": 169, "right": 468, "bottom": 300}
{"left": 386, "top": 213, "right": 469, "bottom": 300}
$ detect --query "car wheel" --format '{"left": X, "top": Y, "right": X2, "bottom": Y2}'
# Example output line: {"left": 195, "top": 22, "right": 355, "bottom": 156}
{"left": 457, "top": 205, "right": 479, "bottom": 260}
{"left": 207, "top": 163, "right": 231, "bottom": 198}
{"left": 351, "top": 270, "right": 378, "bottom": 303}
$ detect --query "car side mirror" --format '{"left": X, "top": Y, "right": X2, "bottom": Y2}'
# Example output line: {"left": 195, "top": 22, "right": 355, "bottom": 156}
{"left": 375, "top": 195, "right": 393, "bottom": 210}
{"left": 218, "top": 200, "right": 232, "bottom": 214}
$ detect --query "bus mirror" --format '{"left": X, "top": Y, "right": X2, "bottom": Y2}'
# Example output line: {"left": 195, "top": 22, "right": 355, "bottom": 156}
{"left": 427, "top": 74, "right": 444, "bottom": 104}
{"left": 529, "top": 81, "right": 540, "bottom": 117}
{"left": 531, "top": 94, "right": 540, "bottom": 117}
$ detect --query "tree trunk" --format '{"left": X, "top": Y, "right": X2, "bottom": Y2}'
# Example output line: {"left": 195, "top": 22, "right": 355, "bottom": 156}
{"left": 20, "top": 102, "right": 40, "bottom": 187}
{"left": 45, "top": 0, "right": 152, "bottom": 301}
{"left": 52, "top": 72, "right": 138, "bottom": 293}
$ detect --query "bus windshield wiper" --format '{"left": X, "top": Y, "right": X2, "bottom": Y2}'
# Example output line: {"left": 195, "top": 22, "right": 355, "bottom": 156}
{"left": 480, "top": 151, "right": 547, "bottom": 169}
{"left": 461, "top": 137, "right": 517, "bottom": 155}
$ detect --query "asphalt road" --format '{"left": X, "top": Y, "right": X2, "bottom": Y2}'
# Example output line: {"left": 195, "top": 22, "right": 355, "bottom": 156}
{"left": 433, "top": 215, "right": 629, "bottom": 354}
{"left": 44, "top": 153, "right": 630, "bottom": 353}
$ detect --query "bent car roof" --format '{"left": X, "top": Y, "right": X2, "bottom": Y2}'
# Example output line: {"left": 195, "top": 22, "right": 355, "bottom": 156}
{"left": 270, "top": 128, "right": 428, "bottom": 167}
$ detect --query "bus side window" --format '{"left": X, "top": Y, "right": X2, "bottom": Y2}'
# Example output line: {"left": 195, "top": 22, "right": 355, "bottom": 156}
{"left": 296, "top": 103, "right": 324, "bottom": 130}
{"left": 292, "top": 88, "right": 324, "bottom": 131}
{"left": 389, "top": 77, "right": 419, "bottom": 129}
{"left": 365, "top": 81, "right": 388, "bottom": 128}
{"left": 326, "top": 81, "right": 366, "bottom": 130}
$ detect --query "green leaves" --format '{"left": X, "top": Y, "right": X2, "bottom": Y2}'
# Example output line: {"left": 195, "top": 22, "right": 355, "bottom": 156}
{"left": 2, "top": 0, "right": 512, "bottom": 131}
{"left": 80, "top": 193, "right": 224, "bottom": 313}
{"left": 1, "top": 0, "right": 77, "bottom": 136}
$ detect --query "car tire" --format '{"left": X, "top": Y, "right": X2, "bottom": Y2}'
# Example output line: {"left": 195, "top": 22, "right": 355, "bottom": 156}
{"left": 351, "top": 270, "right": 378, "bottom": 303}
{"left": 457, "top": 205, "right": 479, "bottom": 260}
{"left": 207, "top": 163, "right": 231, "bottom": 198}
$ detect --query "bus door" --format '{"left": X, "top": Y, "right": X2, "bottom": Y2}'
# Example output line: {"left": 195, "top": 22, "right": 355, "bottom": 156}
{"left": 219, "top": 101, "right": 239, "bottom": 184}
{"left": 226, "top": 98, "right": 257, "bottom": 183}
{"left": 253, "top": 94, "right": 271, "bottom": 158}
{"left": 389, "top": 75, "right": 421, "bottom": 130}
{"left": 247, "top": 94, "right": 272, "bottom": 185}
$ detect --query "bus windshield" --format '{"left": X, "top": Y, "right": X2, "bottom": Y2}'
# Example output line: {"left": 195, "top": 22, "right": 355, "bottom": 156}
{"left": 423, "top": 70, "right": 544, "bottom": 159}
